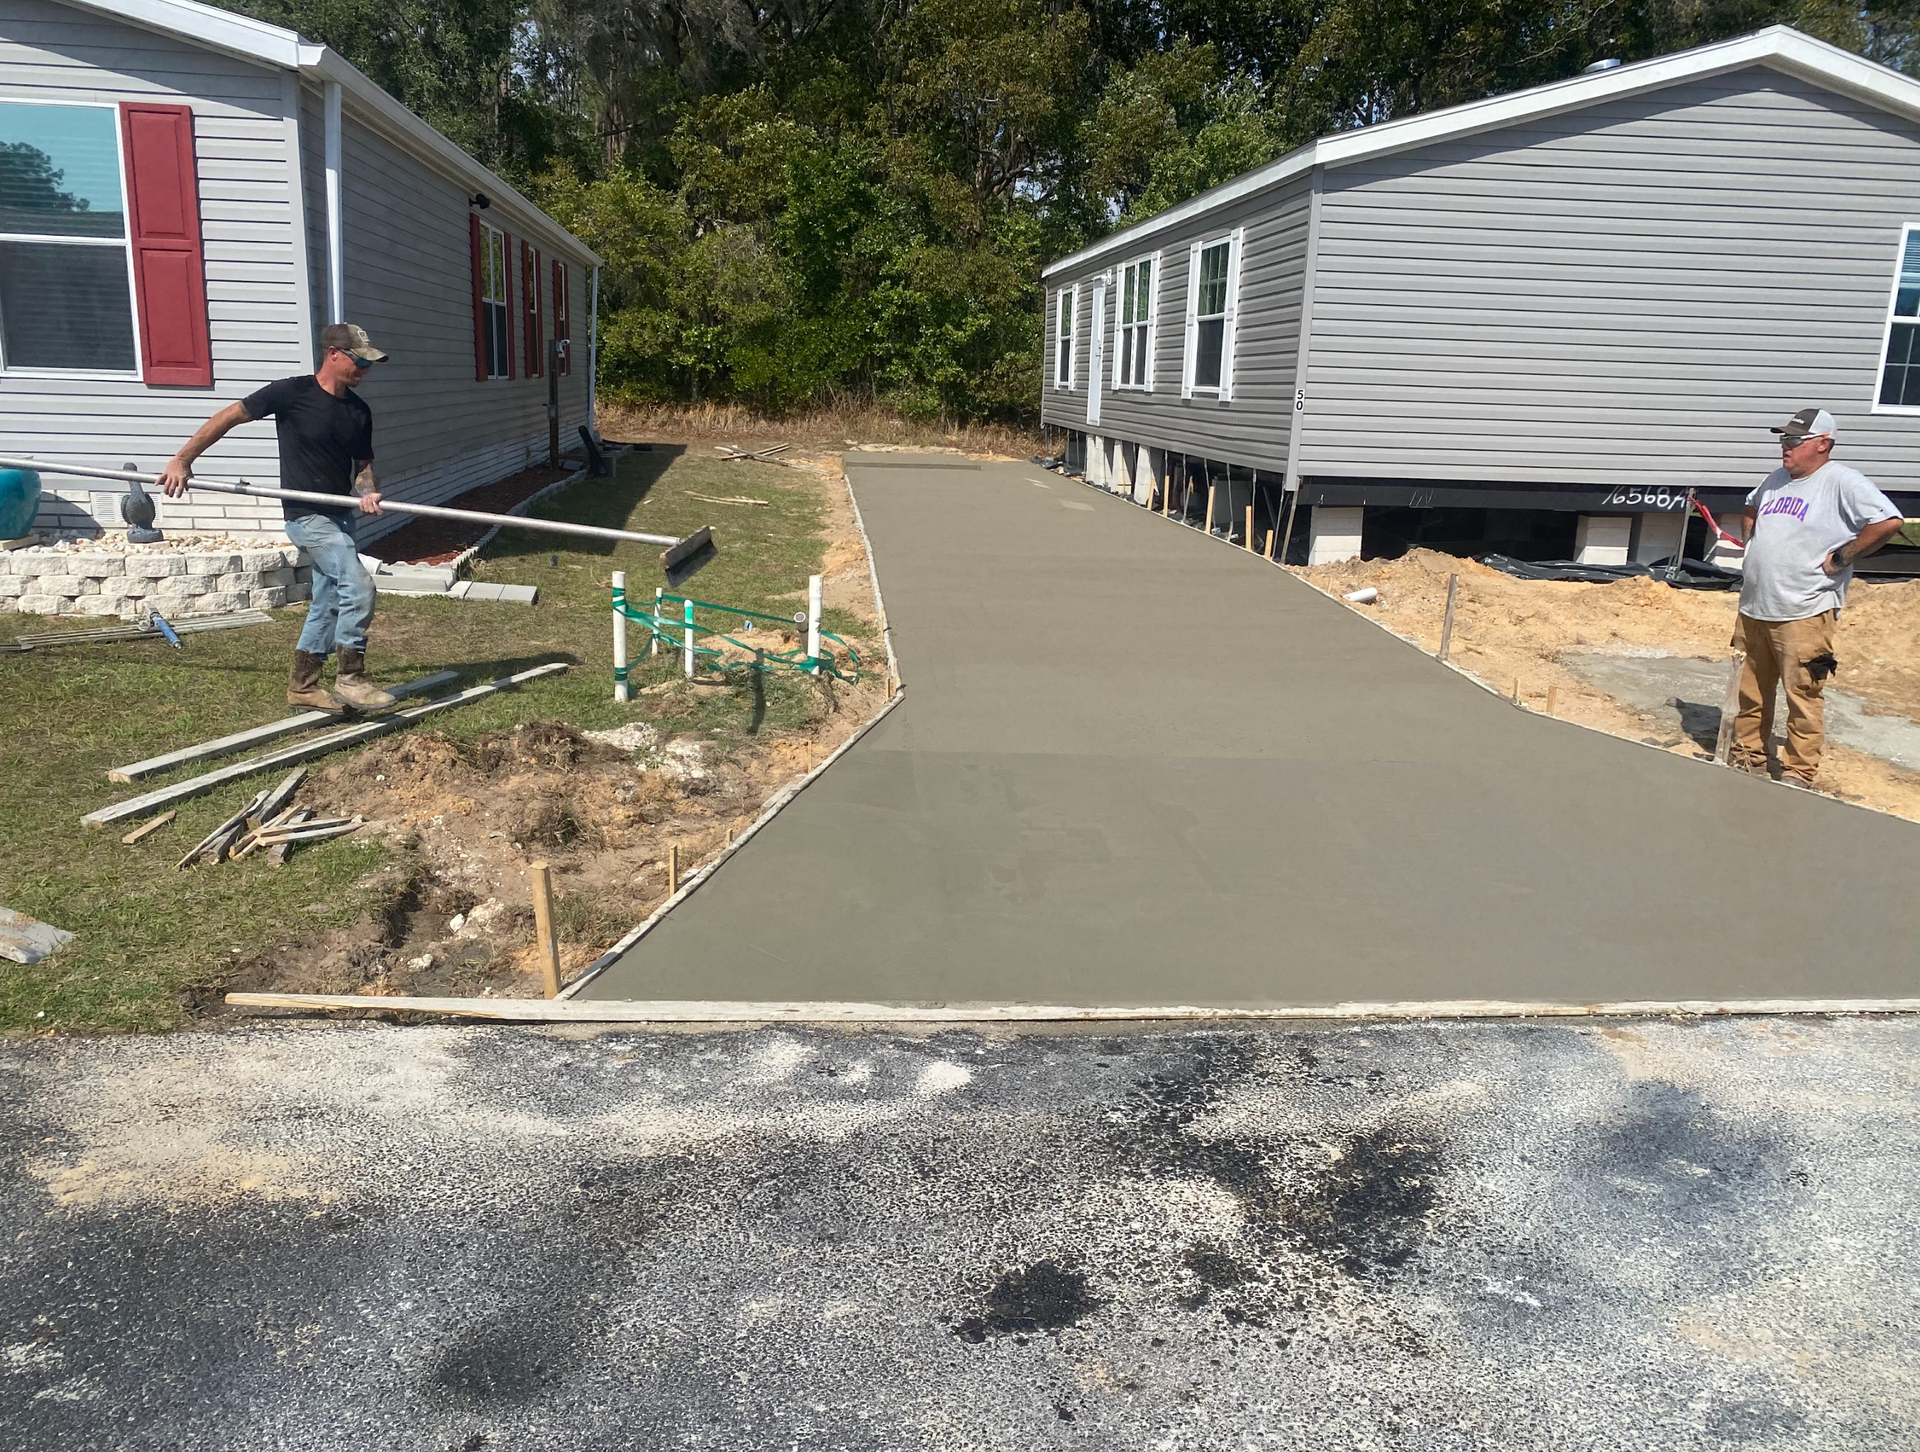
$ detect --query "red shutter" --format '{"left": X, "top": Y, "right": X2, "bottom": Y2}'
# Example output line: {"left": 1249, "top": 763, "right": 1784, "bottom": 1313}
{"left": 502, "top": 231, "right": 515, "bottom": 379}
{"left": 553, "top": 259, "right": 570, "bottom": 375}
{"left": 522, "top": 242, "right": 541, "bottom": 378}
{"left": 470, "top": 214, "right": 487, "bottom": 381}
{"left": 120, "top": 102, "right": 212, "bottom": 387}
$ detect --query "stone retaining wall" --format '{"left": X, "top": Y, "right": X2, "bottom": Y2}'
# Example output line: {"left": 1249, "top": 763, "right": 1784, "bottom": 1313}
{"left": 0, "top": 547, "right": 313, "bottom": 619}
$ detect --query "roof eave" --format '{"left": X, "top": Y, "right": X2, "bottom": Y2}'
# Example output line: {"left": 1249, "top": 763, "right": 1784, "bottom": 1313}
{"left": 300, "top": 48, "right": 603, "bottom": 268}
{"left": 1043, "top": 26, "right": 1920, "bottom": 280}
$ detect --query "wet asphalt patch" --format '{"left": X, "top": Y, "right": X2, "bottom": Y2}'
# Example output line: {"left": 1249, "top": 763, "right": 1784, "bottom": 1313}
{"left": 1, "top": 1019, "right": 1914, "bottom": 1448}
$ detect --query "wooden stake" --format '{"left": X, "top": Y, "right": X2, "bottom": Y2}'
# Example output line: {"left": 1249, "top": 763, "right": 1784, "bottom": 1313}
{"left": 1205, "top": 481, "right": 1217, "bottom": 535}
{"left": 120, "top": 809, "right": 176, "bottom": 845}
{"left": 1512, "top": 678, "right": 1521, "bottom": 704}
{"left": 1245, "top": 503, "right": 1255, "bottom": 551}
{"left": 1545, "top": 684, "right": 1558, "bottom": 716}
{"left": 529, "top": 860, "right": 561, "bottom": 999}
{"left": 668, "top": 843, "right": 679, "bottom": 895}
{"left": 1438, "top": 574, "right": 1459, "bottom": 662}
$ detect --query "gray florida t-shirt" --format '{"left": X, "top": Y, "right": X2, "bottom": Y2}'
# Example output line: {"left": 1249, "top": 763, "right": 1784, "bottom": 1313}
{"left": 1740, "top": 461, "right": 1899, "bottom": 621}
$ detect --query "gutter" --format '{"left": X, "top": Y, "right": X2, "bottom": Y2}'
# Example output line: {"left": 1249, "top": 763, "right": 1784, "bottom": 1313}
{"left": 323, "top": 79, "right": 343, "bottom": 322}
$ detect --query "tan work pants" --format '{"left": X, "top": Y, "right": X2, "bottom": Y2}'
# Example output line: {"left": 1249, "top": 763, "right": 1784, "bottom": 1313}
{"left": 1730, "top": 611, "right": 1835, "bottom": 783}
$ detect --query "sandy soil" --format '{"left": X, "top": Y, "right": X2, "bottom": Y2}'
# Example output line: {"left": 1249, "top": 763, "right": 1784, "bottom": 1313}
{"left": 1297, "top": 549, "right": 1920, "bottom": 823}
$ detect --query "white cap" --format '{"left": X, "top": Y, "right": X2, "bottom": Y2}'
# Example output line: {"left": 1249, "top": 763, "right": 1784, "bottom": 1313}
{"left": 1771, "top": 407, "right": 1838, "bottom": 443}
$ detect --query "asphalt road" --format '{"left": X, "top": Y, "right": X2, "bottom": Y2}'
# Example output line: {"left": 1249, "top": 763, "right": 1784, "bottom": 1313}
{"left": 588, "top": 458, "right": 1920, "bottom": 1007}
{"left": 2, "top": 1018, "right": 1915, "bottom": 1449}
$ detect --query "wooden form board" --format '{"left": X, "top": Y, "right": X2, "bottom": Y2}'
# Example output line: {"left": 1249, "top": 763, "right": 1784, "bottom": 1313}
{"left": 109, "top": 670, "right": 459, "bottom": 781}
{"left": 224, "top": 993, "right": 1920, "bottom": 1023}
{"left": 84, "top": 663, "right": 569, "bottom": 826}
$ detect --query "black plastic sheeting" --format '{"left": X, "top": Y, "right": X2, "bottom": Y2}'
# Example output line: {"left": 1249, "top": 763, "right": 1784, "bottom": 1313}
{"left": 1475, "top": 554, "right": 1743, "bottom": 590}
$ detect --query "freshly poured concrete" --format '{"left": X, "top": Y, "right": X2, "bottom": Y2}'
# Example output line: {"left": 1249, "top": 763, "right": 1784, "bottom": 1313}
{"left": 587, "top": 461, "right": 1919, "bottom": 1007}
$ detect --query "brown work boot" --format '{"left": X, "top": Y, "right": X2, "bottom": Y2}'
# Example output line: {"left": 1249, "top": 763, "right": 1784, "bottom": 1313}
{"left": 288, "top": 649, "right": 344, "bottom": 712}
{"left": 333, "top": 646, "right": 398, "bottom": 712}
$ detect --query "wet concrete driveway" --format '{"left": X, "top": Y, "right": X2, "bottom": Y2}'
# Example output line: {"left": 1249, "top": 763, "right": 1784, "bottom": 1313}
{"left": 3, "top": 1018, "right": 1915, "bottom": 1448}
{"left": 588, "top": 461, "right": 1920, "bottom": 1008}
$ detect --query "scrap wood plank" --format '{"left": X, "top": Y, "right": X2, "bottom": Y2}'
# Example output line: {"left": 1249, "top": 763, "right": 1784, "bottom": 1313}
{"left": 86, "top": 662, "right": 569, "bottom": 827}
{"left": 177, "top": 789, "right": 268, "bottom": 869}
{"left": 0, "top": 907, "right": 76, "bottom": 965}
{"left": 119, "top": 810, "right": 176, "bottom": 845}
{"left": 108, "top": 670, "right": 459, "bottom": 782}
{"left": 270, "top": 810, "right": 316, "bottom": 865}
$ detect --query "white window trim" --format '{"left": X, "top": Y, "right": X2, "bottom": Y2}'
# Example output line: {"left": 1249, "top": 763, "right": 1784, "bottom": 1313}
{"left": 1871, "top": 221, "right": 1920, "bottom": 416}
{"left": 1181, "top": 230, "right": 1241, "bottom": 402}
{"left": 1113, "top": 251, "right": 1158, "bottom": 392}
{"left": 479, "top": 218, "right": 509, "bottom": 381}
{"left": 1053, "top": 284, "right": 1077, "bottom": 389}
{"left": 0, "top": 98, "right": 144, "bottom": 380}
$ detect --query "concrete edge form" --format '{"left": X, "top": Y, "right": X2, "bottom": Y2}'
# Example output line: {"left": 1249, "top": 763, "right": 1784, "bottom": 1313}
{"left": 557, "top": 458, "right": 908, "bottom": 999}
{"left": 223, "top": 992, "right": 1920, "bottom": 1022}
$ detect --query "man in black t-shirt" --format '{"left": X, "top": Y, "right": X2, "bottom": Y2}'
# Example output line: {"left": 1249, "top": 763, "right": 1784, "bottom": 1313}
{"left": 161, "top": 323, "right": 398, "bottom": 713}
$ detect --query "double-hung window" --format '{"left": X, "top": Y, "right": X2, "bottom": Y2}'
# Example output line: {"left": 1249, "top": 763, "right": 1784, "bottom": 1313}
{"left": 0, "top": 101, "right": 138, "bottom": 374}
{"left": 1876, "top": 226, "right": 1920, "bottom": 410}
{"left": 1116, "top": 255, "right": 1154, "bottom": 388}
{"left": 1053, "top": 285, "right": 1076, "bottom": 388}
{"left": 1185, "top": 235, "right": 1237, "bottom": 396}
{"left": 477, "top": 219, "right": 510, "bottom": 380}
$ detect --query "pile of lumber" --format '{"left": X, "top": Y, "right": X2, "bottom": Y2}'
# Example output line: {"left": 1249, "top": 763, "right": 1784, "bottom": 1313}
{"left": 172, "top": 768, "right": 363, "bottom": 869}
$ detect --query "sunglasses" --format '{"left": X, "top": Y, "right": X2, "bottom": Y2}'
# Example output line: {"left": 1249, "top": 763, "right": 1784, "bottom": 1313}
{"left": 1778, "top": 435, "right": 1823, "bottom": 448}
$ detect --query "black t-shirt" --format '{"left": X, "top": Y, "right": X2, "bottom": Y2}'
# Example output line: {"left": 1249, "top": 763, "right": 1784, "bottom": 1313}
{"left": 241, "top": 375, "right": 374, "bottom": 520}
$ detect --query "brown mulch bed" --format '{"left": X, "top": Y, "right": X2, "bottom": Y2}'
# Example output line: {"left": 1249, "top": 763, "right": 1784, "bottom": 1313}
{"left": 362, "top": 463, "right": 577, "bottom": 565}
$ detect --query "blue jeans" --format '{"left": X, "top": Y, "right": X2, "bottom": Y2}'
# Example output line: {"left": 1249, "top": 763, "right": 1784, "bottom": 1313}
{"left": 286, "top": 512, "right": 375, "bottom": 656}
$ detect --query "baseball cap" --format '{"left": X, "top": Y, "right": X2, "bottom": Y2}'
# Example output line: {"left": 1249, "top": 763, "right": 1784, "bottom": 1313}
{"left": 320, "top": 322, "right": 388, "bottom": 363}
{"left": 1770, "top": 407, "right": 1837, "bottom": 444}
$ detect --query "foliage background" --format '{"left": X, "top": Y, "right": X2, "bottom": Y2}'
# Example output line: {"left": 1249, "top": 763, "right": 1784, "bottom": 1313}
{"left": 228, "top": 0, "right": 1920, "bottom": 423}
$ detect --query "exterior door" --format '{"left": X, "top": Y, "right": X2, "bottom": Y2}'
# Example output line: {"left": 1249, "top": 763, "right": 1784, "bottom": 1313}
{"left": 1086, "top": 280, "right": 1105, "bottom": 425}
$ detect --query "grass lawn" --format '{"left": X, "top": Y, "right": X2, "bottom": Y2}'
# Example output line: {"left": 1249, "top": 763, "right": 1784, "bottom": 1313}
{"left": 0, "top": 446, "right": 864, "bottom": 1033}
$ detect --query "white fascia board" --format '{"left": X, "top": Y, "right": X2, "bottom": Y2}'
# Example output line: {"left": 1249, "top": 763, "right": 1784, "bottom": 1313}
{"left": 301, "top": 48, "right": 603, "bottom": 267}
{"left": 53, "top": 0, "right": 303, "bottom": 67}
{"left": 1043, "top": 26, "right": 1920, "bottom": 280}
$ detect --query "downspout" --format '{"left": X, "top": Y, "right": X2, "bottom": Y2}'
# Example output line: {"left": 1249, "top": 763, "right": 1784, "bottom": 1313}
{"left": 588, "top": 263, "right": 600, "bottom": 433}
{"left": 323, "top": 80, "right": 343, "bottom": 323}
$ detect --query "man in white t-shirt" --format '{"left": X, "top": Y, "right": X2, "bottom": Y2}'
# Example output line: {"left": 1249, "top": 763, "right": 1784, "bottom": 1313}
{"left": 1730, "top": 408, "right": 1904, "bottom": 783}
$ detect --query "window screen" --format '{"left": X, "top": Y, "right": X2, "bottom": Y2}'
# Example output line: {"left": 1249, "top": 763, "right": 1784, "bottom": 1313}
{"left": 1118, "top": 257, "right": 1152, "bottom": 387}
{"left": 1879, "top": 228, "right": 1920, "bottom": 408}
{"left": 1192, "top": 241, "right": 1230, "bottom": 391}
{"left": 0, "top": 102, "right": 136, "bottom": 372}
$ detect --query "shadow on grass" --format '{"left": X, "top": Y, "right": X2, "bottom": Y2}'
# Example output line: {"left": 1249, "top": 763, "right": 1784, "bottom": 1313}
{"left": 484, "top": 443, "right": 683, "bottom": 565}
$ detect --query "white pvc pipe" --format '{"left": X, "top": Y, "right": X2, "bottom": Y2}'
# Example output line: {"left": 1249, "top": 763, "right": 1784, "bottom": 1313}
{"left": 1343, "top": 586, "right": 1379, "bottom": 604}
{"left": 682, "top": 596, "right": 694, "bottom": 679}
{"left": 0, "top": 458, "right": 681, "bottom": 547}
{"left": 806, "top": 574, "right": 823, "bottom": 674}
{"left": 612, "top": 569, "right": 629, "bottom": 703}
{"left": 323, "top": 80, "right": 343, "bottom": 325}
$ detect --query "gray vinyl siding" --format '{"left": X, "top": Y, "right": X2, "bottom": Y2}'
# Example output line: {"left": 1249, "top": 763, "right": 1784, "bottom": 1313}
{"left": 1041, "top": 177, "right": 1312, "bottom": 473}
{"left": 1301, "top": 66, "right": 1920, "bottom": 492}
{"left": 333, "top": 105, "right": 593, "bottom": 536}
{"left": 0, "top": 0, "right": 309, "bottom": 536}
